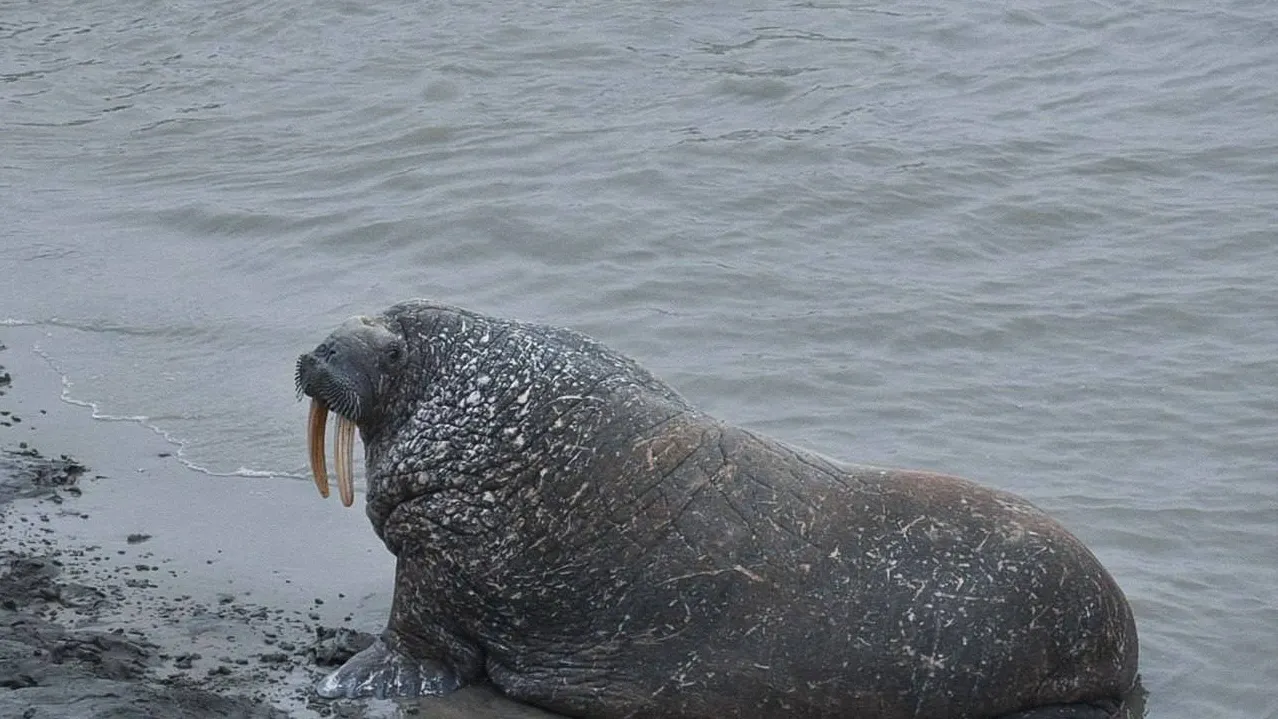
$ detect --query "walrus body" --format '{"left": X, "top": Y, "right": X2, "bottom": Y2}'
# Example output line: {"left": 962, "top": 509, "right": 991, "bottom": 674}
{"left": 295, "top": 301, "right": 1138, "bottom": 719}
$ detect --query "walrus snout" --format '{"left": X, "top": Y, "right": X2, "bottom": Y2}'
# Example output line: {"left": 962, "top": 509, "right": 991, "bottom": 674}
{"left": 293, "top": 349, "right": 360, "bottom": 508}
{"left": 296, "top": 353, "right": 359, "bottom": 508}
{"left": 295, "top": 347, "right": 366, "bottom": 420}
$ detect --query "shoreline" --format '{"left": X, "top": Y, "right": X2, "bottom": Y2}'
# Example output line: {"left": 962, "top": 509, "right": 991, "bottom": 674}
{"left": 0, "top": 331, "right": 557, "bottom": 719}
{"left": 0, "top": 335, "right": 372, "bottom": 718}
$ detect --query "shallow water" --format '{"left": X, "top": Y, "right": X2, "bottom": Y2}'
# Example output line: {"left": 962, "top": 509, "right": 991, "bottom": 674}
{"left": 3, "top": 0, "right": 1276, "bottom": 716}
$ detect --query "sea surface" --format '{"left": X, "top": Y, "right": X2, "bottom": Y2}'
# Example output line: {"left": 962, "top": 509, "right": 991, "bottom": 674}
{"left": 2, "top": 0, "right": 1276, "bottom": 716}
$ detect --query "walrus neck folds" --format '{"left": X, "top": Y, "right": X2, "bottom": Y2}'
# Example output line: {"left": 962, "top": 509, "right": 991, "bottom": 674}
{"left": 361, "top": 302, "right": 692, "bottom": 544}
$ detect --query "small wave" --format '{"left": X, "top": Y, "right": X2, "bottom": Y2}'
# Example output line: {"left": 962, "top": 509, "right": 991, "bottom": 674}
{"left": 6, "top": 316, "right": 210, "bottom": 339}
{"left": 29, "top": 343, "right": 303, "bottom": 481}
{"left": 231, "top": 467, "right": 307, "bottom": 479}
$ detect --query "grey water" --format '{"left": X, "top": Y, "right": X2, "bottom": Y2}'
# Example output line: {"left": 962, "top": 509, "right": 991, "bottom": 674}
{"left": 2, "top": 0, "right": 1276, "bottom": 716}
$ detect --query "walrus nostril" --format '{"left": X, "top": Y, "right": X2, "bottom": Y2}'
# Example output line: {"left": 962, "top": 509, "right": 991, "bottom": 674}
{"left": 316, "top": 341, "right": 338, "bottom": 361}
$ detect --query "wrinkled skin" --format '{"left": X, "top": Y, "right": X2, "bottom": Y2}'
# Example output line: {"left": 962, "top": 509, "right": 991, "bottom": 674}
{"left": 295, "top": 301, "right": 1138, "bottom": 719}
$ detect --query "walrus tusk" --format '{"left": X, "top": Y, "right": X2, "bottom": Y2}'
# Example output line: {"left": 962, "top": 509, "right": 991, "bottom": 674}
{"left": 334, "top": 415, "right": 356, "bottom": 507}
{"left": 308, "top": 398, "right": 330, "bottom": 499}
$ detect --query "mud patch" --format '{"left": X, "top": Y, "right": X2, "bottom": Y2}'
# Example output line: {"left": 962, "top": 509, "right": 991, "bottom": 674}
{"left": 0, "top": 456, "right": 294, "bottom": 717}
{"left": 0, "top": 352, "right": 297, "bottom": 718}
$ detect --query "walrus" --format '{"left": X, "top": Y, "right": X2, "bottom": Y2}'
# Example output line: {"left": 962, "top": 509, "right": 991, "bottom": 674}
{"left": 295, "top": 300, "right": 1138, "bottom": 719}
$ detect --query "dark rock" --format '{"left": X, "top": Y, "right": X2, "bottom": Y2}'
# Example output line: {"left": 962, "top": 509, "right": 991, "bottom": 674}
{"left": 174, "top": 652, "right": 201, "bottom": 669}
{"left": 309, "top": 626, "right": 376, "bottom": 666}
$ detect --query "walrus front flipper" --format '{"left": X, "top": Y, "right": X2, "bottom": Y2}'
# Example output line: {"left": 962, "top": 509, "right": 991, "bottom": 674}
{"left": 317, "top": 555, "right": 484, "bottom": 699}
{"left": 315, "top": 636, "right": 463, "bottom": 699}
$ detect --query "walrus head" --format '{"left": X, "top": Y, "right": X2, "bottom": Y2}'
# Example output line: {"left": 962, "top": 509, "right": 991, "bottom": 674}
{"left": 295, "top": 314, "right": 408, "bottom": 507}
{"left": 296, "top": 300, "right": 691, "bottom": 545}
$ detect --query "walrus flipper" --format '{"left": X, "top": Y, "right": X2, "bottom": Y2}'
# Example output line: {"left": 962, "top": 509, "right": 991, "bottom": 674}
{"left": 315, "top": 637, "right": 463, "bottom": 699}
{"left": 316, "top": 555, "right": 483, "bottom": 699}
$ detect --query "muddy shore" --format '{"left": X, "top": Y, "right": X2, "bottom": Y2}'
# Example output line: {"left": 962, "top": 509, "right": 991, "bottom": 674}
{"left": 0, "top": 336, "right": 558, "bottom": 719}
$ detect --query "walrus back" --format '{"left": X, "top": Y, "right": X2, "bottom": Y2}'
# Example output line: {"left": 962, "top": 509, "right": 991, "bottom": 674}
{"left": 471, "top": 401, "right": 1137, "bottom": 718}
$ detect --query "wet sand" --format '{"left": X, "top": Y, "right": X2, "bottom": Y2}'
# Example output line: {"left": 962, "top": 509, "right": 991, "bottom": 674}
{"left": 0, "top": 333, "right": 560, "bottom": 719}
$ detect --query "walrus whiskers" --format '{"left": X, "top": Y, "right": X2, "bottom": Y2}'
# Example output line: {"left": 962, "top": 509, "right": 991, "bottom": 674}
{"left": 307, "top": 398, "right": 330, "bottom": 499}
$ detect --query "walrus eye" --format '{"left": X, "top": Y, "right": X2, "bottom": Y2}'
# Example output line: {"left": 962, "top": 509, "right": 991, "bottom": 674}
{"left": 387, "top": 343, "right": 403, "bottom": 363}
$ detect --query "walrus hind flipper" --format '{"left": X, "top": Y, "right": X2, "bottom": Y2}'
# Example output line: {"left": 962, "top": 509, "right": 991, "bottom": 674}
{"left": 995, "top": 701, "right": 1122, "bottom": 719}
{"left": 315, "top": 637, "right": 463, "bottom": 699}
